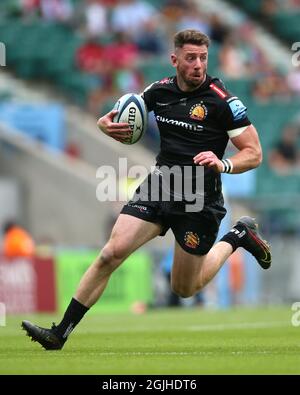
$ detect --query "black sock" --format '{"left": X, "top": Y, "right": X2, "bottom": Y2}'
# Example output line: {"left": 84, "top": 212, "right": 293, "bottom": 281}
{"left": 53, "top": 298, "right": 89, "bottom": 342}
{"left": 220, "top": 224, "right": 247, "bottom": 252}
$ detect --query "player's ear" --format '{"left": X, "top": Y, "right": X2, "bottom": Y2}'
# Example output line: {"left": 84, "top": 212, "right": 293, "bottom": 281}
{"left": 171, "top": 53, "right": 177, "bottom": 67}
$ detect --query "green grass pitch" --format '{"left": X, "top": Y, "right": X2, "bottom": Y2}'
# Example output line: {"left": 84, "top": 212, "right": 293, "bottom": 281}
{"left": 1, "top": 306, "right": 300, "bottom": 374}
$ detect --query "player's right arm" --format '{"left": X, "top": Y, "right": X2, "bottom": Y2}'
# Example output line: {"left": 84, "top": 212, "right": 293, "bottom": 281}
{"left": 97, "top": 80, "right": 158, "bottom": 141}
{"left": 97, "top": 109, "right": 131, "bottom": 143}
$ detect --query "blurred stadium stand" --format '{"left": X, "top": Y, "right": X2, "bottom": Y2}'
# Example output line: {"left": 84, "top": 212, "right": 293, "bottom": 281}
{"left": 228, "top": 0, "right": 300, "bottom": 45}
{"left": 0, "top": 121, "right": 105, "bottom": 246}
{"left": 0, "top": 116, "right": 154, "bottom": 246}
{"left": 0, "top": 0, "right": 300, "bottom": 307}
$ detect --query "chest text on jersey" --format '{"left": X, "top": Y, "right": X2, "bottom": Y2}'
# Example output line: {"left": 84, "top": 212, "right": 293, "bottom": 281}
{"left": 156, "top": 115, "right": 203, "bottom": 132}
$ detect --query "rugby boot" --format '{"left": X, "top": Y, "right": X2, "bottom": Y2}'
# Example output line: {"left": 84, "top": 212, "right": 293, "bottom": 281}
{"left": 233, "top": 216, "right": 271, "bottom": 269}
{"left": 22, "top": 320, "right": 64, "bottom": 350}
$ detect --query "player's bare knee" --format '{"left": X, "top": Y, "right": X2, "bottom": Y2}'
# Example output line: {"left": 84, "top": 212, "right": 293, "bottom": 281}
{"left": 110, "top": 240, "right": 129, "bottom": 261}
{"left": 99, "top": 248, "right": 114, "bottom": 266}
{"left": 95, "top": 245, "right": 120, "bottom": 272}
{"left": 171, "top": 283, "right": 195, "bottom": 298}
{"left": 98, "top": 240, "right": 128, "bottom": 270}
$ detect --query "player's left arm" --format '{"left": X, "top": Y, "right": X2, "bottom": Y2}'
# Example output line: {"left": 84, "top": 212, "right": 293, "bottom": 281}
{"left": 227, "top": 124, "right": 262, "bottom": 173}
{"left": 193, "top": 124, "right": 262, "bottom": 174}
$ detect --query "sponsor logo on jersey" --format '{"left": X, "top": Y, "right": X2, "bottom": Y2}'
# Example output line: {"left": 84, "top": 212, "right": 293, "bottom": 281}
{"left": 227, "top": 97, "right": 247, "bottom": 121}
{"left": 189, "top": 102, "right": 208, "bottom": 121}
{"left": 184, "top": 231, "right": 200, "bottom": 249}
{"left": 209, "top": 82, "right": 227, "bottom": 98}
{"left": 129, "top": 203, "right": 149, "bottom": 213}
{"left": 156, "top": 115, "right": 203, "bottom": 132}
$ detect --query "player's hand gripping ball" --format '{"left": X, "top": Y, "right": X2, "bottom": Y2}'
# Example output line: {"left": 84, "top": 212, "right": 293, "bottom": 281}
{"left": 113, "top": 93, "right": 148, "bottom": 145}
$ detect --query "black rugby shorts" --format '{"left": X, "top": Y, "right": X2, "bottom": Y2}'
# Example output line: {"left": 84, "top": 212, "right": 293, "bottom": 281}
{"left": 120, "top": 171, "right": 226, "bottom": 255}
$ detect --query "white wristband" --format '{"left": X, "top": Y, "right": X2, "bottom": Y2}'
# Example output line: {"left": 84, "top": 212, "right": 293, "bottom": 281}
{"left": 221, "top": 159, "right": 233, "bottom": 173}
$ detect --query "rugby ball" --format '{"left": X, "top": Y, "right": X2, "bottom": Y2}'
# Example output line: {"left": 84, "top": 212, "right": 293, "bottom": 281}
{"left": 113, "top": 93, "right": 148, "bottom": 145}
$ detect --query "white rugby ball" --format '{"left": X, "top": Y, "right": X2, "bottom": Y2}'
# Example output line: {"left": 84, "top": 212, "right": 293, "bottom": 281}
{"left": 113, "top": 93, "right": 148, "bottom": 145}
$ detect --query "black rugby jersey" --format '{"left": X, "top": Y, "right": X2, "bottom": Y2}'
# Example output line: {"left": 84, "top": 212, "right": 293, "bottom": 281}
{"left": 142, "top": 74, "right": 251, "bottom": 192}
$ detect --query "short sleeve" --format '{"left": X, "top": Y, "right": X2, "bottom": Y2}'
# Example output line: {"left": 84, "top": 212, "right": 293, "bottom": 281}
{"left": 218, "top": 96, "right": 251, "bottom": 134}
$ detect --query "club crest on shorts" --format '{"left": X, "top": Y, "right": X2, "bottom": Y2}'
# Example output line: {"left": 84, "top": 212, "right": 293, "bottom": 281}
{"left": 184, "top": 231, "right": 200, "bottom": 248}
{"left": 189, "top": 102, "right": 208, "bottom": 121}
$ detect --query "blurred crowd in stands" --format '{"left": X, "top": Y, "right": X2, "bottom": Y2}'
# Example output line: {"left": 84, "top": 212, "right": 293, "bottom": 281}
{"left": 260, "top": 0, "right": 300, "bottom": 16}
{"left": 1, "top": 0, "right": 300, "bottom": 180}
{"left": 2, "top": 0, "right": 300, "bottom": 115}
{"left": 268, "top": 123, "right": 300, "bottom": 175}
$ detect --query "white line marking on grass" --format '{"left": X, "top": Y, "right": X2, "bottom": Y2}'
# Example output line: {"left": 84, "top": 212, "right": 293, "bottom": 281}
{"left": 188, "top": 321, "right": 288, "bottom": 331}
{"left": 82, "top": 321, "right": 289, "bottom": 334}
{"left": 96, "top": 350, "right": 274, "bottom": 356}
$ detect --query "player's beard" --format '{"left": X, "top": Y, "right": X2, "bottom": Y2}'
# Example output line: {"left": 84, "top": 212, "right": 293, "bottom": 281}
{"left": 179, "top": 66, "right": 207, "bottom": 90}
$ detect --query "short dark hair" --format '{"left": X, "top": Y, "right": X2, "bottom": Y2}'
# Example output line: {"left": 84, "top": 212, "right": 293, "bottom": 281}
{"left": 174, "top": 29, "right": 210, "bottom": 49}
